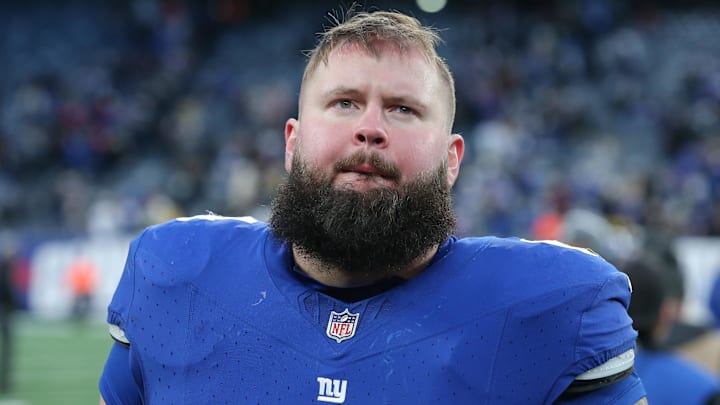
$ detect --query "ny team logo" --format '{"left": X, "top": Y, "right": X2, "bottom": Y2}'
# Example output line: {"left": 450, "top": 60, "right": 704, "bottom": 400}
{"left": 326, "top": 309, "right": 360, "bottom": 343}
{"left": 317, "top": 377, "right": 348, "bottom": 403}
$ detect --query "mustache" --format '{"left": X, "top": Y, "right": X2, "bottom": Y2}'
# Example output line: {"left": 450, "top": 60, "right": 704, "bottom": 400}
{"left": 333, "top": 151, "right": 401, "bottom": 182}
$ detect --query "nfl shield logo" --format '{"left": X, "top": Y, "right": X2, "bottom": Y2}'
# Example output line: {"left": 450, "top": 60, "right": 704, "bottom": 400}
{"left": 326, "top": 309, "right": 360, "bottom": 343}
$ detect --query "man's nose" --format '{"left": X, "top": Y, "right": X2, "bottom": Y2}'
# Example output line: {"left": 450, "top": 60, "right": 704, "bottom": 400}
{"left": 353, "top": 107, "right": 389, "bottom": 148}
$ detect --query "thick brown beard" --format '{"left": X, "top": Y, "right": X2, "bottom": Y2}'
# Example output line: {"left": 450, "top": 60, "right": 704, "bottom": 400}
{"left": 269, "top": 152, "right": 456, "bottom": 277}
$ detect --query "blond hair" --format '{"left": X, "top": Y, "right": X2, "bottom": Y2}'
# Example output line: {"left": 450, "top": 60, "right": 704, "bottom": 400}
{"left": 301, "top": 10, "right": 456, "bottom": 131}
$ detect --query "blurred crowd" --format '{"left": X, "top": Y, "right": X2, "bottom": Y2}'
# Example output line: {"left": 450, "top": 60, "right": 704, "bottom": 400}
{"left": 0, "top": 0, "right": 719, "bottom": 265}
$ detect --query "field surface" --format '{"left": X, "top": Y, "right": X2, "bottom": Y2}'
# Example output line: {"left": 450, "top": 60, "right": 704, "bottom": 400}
{"left": 0, "top": 315, "right": 110, "bottom": 405}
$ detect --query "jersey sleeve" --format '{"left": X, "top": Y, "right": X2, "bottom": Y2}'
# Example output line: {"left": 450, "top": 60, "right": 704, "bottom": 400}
{"left": 99, "top": 217, "right": 221, "bottom": 403}
{"left": 99, "top": 232, "right": 147, "bottom": 404}
{"left": 105, "top": 230, "right": 147, "bottom": 333}
{"left": 99, "top": 343, "right": 143, "bottom": 405}
{"left": 553, "top": 261, "right": 643, "bottom": 400}
{"left": 574, "top": 269, "right": 637, "bottom": 368}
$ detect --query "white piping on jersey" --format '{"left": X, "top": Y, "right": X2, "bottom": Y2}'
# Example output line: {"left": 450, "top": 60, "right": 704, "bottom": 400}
{"left": 575, "top": 349, "right": 634, "bottom": 380}
{"left": 109, "top": 324, "right": 130, "bottom": 345}
{"left": 176, "top": 214, "right": 258, "bottom": 223}
{"left": 519, "top": 238, "right": 599, "bottom": 257}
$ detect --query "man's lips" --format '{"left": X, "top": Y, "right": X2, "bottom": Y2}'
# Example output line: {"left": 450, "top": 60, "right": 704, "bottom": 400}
{"left": 344, "top": 164, "right": 388, "bottom": 178}
{"left": 334, "top": 151, "right": 401, "bottom": 182}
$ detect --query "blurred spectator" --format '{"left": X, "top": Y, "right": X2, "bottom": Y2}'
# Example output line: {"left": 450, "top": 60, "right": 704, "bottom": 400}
{"left": 669, "top": 273, "right": 720, "bottom": 378}
{"left": 650, "top": 234, "right": 720, "bottom": 379}
{"left": 64, "top": 255, "right": 99, "bottom": 322}
{"left": 710, "top": 274, "right": 720, "bottom": 331}
{"left": 623, "top": 258, "right": 720, "bottom": 405}
{"left": 0, "top": 239, "right": 17, "bottom": 394}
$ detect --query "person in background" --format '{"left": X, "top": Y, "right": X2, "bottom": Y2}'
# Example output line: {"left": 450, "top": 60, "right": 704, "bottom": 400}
{"left": 65, "top": 255, "right": 99, "bottom": 322}
{"left": 623, "top": 258, "right": 720, "bottom": 404}
{"left": 659, "top": 250, "right": 720, "bottom": 379}
{"left": 0, "top": 243, "right": 16, "bottom": 394}
{"left": 98, "top": 8, "right": 646, "bottom": 404}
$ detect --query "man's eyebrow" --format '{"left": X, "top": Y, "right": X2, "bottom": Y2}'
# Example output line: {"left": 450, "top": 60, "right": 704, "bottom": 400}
{"left": 322, "top": 87, "right": 364, "bottom": 100}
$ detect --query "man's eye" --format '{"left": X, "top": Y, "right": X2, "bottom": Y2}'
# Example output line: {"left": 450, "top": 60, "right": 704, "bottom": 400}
{"left": 393, "top": 106, "right": 415, "bottom": 115}
{"left": 336, "top": 100, "right": 354, "bottom": 109}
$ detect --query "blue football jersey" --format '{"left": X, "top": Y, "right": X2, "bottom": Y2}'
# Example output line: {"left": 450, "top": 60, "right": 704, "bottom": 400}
{"left": 99, "top": 215, "right": 645, "bottom": 404}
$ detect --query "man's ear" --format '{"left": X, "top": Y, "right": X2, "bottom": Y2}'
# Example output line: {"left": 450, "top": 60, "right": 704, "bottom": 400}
{"left": 447, "top": 134, "right": 465, "bottom": 186}
{"left": 284, "top": 118, "right": 299, "bottom": 173}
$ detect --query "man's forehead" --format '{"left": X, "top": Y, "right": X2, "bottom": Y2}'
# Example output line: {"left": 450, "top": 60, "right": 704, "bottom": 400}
{"left": 308, "top": 46, "right": 437, "bottom": 99}
{"left": 311, "top": 42, "right": 434, "bottom": 86}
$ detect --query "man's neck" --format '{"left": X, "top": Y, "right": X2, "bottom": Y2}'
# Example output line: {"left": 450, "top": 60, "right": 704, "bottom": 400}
{"left": 291, "top": 245, "right": 439, "bottom": 288}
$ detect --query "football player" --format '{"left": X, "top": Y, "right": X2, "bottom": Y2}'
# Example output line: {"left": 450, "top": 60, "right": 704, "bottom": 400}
{"left": 99, "top": 9, "right": 647, "bottom": 404}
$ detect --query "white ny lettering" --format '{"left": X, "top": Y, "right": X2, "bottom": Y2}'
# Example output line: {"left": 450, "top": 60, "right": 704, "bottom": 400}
{"left": 316, "top": 377, "right": 348, "bottom": 403}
